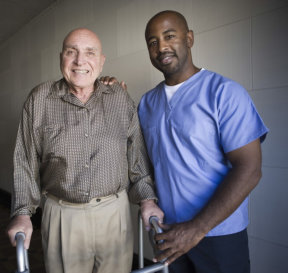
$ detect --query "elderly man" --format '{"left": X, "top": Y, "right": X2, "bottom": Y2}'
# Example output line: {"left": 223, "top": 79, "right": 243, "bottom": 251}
{"left": 7, "top": 28, "right": 163, "bottom": 273}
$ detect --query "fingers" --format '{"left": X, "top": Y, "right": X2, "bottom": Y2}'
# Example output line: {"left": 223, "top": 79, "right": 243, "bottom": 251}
{"left": 143, "top": 218, "right": 151, "bottom": 231}
{"left": 157, "top": 221, "right": 170, "bottom": 231}
{"left": 99, "top": 76, "right": 120, "bottom": 85}
{"left": 152, "top": 235, "right": 184, "bottom": 265}
{"left": 7, "top": 224, "right": 20, "bottom": 247}
{"left": 99, "top": 76, "right": 115, "bottom": 85}
{"left": 98, "top": 76, "right": 106, "bottom": 83}
{"left": 23, "top": 229, "right": 33, "bottom": 249}
{"left": 12, "top": 230, "right": 33, "bottom": 249}
{"left": 152, "top": 221, "right": 205, "bottom": 265}
{"left": 99, "top": 76, "right": 127, "bottom": 90}
{"left": 152, "top": 225, "right": 186, "bottom": 264}
{"left": 153, "top": 248, "right": 182, "bottom": 265}
{"left": 6, "top": 215, "right": 33, "bottom": 249}
{"left": 165, "top": 252, "right": 181, "bottom": 265}
{"left": 7, "top": 230, "right": 17, "bottom": 247}
{"left": 120, "top": 81, "right": 127, "bottom": 91}
{"left": 140, "top": 200, "right": 164, "bottom": 231}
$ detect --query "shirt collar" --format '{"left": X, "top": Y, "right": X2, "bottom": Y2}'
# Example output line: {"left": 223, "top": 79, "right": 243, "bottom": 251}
{"left": 47, "top": 78, "right": 114, "bottom": 99}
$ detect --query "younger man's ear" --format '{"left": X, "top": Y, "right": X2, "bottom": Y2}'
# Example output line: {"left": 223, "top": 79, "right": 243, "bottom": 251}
{"left": 187, "top": 30, "right": 194, "bottom": 48}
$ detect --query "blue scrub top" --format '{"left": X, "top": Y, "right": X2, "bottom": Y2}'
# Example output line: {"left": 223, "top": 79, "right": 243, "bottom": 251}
{"left": 138, "top": 69, "right": 268, "bottom": 236}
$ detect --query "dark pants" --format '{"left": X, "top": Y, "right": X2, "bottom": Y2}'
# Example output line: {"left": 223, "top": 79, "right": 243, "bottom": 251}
{"left": 169, "top": 229, "right": 250, "bottom": 273}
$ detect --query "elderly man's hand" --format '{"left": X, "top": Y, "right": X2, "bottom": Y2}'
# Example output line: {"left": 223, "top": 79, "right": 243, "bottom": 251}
{"left": 6, "top": 215, "right": 33, "bottom": 249}
{"left": 99, "top": 76, "right": 127, "bottom": 91}
{"left": 140, "top": 199, "right": 164, "bottom": 231}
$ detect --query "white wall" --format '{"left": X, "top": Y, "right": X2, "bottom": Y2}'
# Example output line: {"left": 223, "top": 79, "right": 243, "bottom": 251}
{"left": 0, "top": 0, "right": 287, "bottom": 272}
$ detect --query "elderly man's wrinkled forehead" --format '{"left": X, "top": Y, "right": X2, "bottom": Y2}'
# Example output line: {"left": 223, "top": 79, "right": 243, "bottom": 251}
{"left": 62, "top": 28, "right": 102, "bottom": 52}
{"left": 145, "top": 10, "right": 189, "bottom": 39}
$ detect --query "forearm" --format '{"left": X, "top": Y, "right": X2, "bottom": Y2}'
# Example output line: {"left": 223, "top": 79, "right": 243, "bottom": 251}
{"left": 127, "top": 110, "right": 157, "bottom": 203}
{"left": 12, "top": 106, "right": 41, "bottom": 217}
{"left": 153, "top": 162, "right": 262, "bottom": 264}
{"left": 153, "top": 140, "right": 263, "bottom": 265}
{"left": 128, "top": 176, "right": 157, "bottom": 204}
{"left": 12, "top": 147, "right": 41, "bottom": 217}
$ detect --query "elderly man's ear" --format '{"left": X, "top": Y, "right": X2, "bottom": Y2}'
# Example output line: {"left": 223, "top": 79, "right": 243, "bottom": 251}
{"left": 99, "top": 76, "right": 127, "bottom": 91}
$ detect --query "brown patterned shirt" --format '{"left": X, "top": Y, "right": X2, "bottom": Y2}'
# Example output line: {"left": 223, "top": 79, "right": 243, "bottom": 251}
{"left": 12, "top": 79, "right": 156, "bottom": 217}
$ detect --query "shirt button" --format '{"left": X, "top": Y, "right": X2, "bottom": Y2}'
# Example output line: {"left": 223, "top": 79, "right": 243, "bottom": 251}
{"left": 84, "top": 192, "right": 89, "bottom": 196}
{"left": 84, "top": 133, "right": 89, "bottom": 137}
{"left": 85, "top": 163, "right": 89, "bottom": 168}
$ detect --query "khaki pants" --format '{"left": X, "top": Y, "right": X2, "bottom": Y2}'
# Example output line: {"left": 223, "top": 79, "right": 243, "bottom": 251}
{"left": 41, "top": 190, "right": 133, "bottom": 273}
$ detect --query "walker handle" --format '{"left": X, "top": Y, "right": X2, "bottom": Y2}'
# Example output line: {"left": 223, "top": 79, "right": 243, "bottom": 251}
{"left": 149, "top": 216, "right": 164, "bottom": 244}
{"left": 15, "top": 232, "right": 30, "bottom": 273}
{"left": 132, "top": 212, "right": 169, "bottom": 273}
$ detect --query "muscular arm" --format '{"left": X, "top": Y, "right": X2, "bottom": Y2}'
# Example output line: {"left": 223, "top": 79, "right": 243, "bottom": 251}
{"left": 154, "top": 138, "right": 262, "bottom": 264}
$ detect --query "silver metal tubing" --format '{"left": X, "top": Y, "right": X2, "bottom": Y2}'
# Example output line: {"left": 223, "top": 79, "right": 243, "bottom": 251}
{"left": 132, "top": 212, "right": 169, "bottom": 273}
{"left": 131, "top": 262, "right": 168, "bottom": 273}
{"left": 138, "top": 210, "right": 144, "bottom": 269}
{"left": 15, "top": 232, "right": 30, "bottom": 273}
{"left": 149, "top": 216, "right": 164, "bottom": 245}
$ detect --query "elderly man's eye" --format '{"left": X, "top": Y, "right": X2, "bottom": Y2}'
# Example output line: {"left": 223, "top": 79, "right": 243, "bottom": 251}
{"left": 87, "top": 51, "right": 96, "bottom": 56}
{"left": 65, "top": 50, "right": 75, "bottom": 56}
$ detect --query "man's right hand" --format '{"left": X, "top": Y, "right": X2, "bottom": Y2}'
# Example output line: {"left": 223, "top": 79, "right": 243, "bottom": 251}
{"left": 99, "top": 76, "right": 127, "bottom": 91}
{"left": 6, "top": 215, "right": 33, "bottom": 249}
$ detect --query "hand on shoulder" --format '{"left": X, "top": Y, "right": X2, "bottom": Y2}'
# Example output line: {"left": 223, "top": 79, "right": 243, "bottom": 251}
{"left": 99, "top": 76, "right": 127, "bottom": 91}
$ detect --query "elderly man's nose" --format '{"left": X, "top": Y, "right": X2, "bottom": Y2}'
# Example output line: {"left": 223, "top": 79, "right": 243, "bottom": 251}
{"left": 74, "top": 52, "right": 86, "bottom": 64}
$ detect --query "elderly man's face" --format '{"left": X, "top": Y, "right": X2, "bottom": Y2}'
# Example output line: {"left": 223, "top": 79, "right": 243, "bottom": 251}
{"left": 60, "top": 29, "right": 105, "bottom": 92}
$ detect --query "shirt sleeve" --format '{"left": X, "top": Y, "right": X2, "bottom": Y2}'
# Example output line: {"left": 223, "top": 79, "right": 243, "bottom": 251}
{"left": 126, "top": 104, "right": 157, "bottom": 204}
{"left": 217, "top": 81, "right": 269, "bottom": 153}
{"left": 11, "top": 96, "right": 41, "bottom": 217}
